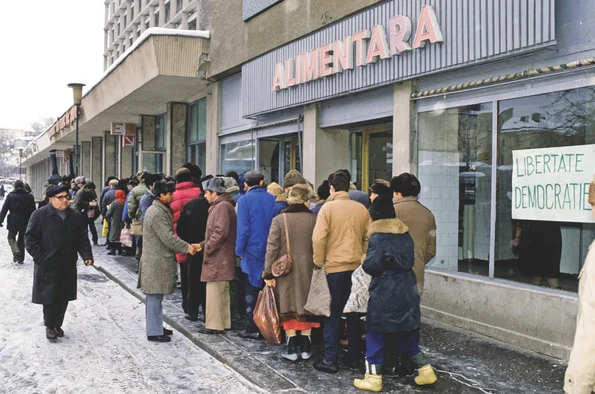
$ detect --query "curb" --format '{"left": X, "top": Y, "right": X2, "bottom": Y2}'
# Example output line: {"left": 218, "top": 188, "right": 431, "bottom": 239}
{"left": 94, "top": 264, "right": 293, "bottom": 393}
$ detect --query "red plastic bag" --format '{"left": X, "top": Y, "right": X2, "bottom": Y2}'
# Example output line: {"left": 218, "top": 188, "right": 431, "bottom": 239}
{"left": 253, "top": 285, "right": 281, "bottom": 345}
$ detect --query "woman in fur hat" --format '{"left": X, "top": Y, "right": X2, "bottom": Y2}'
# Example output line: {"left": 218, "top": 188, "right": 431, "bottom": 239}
{"left": 263, "top": 184, "right": 320, "bottom": 361}
{"left": 354, "top": 194, "right": 437, "bottom": 392}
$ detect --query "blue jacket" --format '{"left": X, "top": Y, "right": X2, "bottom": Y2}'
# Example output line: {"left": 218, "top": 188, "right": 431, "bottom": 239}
{"left": 236, "top": 186, "right": 276, "bottom": 288}
{"left": 139, "top": 189, "right": 157, "bottom": 220}
{"left": 272, "top": 201, "right": 288, "bottom": 218}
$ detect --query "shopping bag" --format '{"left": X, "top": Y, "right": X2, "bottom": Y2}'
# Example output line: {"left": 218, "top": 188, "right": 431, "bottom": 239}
{"left": 120, "top": 227, "right": 133, "bottom": 248}
{"left": 253, "top": 285, "right": 282, "bottom": 345}
{"left": 130, "top": 219, "right": 143, "bottom": 236}
{"left": 343, "top": 265, "right": 372, "bottom": 314}
{"left": 102, "top": 218, "right": 109, "bottom": 237}
{"left": 304, "top": 266, "right": 331, "bottom": 317}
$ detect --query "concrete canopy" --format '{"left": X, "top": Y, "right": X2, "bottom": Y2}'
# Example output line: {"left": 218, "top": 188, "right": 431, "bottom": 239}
{"left": 23, "top": 32, "right": 210, "bottom": 166}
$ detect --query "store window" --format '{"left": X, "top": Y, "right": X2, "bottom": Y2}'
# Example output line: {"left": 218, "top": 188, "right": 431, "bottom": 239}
{"left": 221, "top": 141, "right": 255, "bottom": 176}
{"left": 164, "top": 2, "right": 170, "bottom": 22}
{"left": 187, "top": 99, "right": 207, "bottom": 172}
{"left": 155, "top": 113, "right": 167, "bottom": 151}
{"left": 417, "top": 104, "right": 493, "bottom": 275}
{"left": 188, "top": 19, "right": 196, "bottom": 30}
{"left": 177, "top": 0, "right": 183, "bottom": 12}
{"left": 350, "top": 127, "right": 392, "bottom": 190}
{"left": 154, "top": 11, "right": 159, "bottom": 27}
{"left": 495, "top": 88, "right": 595, "bottom": 292}
{"left": 142, "top": 152, "right": 164, "bottom": 173}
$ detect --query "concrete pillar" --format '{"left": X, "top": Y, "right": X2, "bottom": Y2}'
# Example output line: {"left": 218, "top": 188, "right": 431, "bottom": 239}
{"left": 121, "top": 141, "right": 133, "bottom": 178}
{"left": 392, "top": 81, "right": 416, "bottom": 176}
{"left": 302, "top": 104, "right": 350, "bottom": 187}
{"left": 168, "top": 102, "right": 187, "bottom": 174}
{"left": 149, "top": 6, "right": 157, "bottom": 27}
{"left": 158, "top": 0, "right": 165, "bottom": 26}
{"left": 81, "top": 141, "right": 91, "bottom": 179}
{"left": 104, "top": 131, "right": 117, "bottom": 178}
{"left": 206, "top": 82, "right": 221, "bottom": 176}
{"left": 91, "top": 137, "right": 103, "bottom": 185}
{"left": 181, "top": 12, "right": 189, "bottom": 29}
{"left": 141, "top": 115, "right": 156, "bottom": 151}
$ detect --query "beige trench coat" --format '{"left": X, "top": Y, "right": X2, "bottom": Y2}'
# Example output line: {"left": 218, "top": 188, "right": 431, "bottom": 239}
{"left": 565, "top": 239, "right": 595, "bottom": 394}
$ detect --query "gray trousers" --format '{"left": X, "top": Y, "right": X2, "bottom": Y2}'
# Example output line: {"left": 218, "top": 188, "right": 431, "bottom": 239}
{"left": 145, "top": 294, "right": 164, "bottom": 336}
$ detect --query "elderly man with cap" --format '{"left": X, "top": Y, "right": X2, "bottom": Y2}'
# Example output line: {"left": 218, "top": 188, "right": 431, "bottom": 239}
{"left": 25, "top": 185, "right": 94, "bottom": 341}
{"left": 235, "top": 170, "right": 275, "bottom": 339}
{"left": 194, "top": 178, "right": 237, "bottom": 334}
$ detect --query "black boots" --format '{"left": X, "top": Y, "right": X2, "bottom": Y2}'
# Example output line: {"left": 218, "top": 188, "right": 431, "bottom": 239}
{"left": 300, "top": 334, "right": 312, "bottom": 360}
{"left": 46, "top": 327, "right": 57, "bottom": 341}
{"left": 282, "top": 336, "right": 298, "bottom": 361}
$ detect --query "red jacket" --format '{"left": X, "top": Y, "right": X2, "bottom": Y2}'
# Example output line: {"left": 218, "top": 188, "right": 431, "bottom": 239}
{"left": 171, "top": 181, "right": 202, "bottom": 263}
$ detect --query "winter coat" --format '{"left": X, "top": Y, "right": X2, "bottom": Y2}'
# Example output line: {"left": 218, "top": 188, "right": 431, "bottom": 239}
{"left": 139, "top": 189, "right": 157, "bottom": 220}
{"left": 127, "top": 181, "right": 147, "bottom": 220}
{"left": 138, "top": 201, "right": 189, "bottom": 295}
{"left": 272, "top": 194, "right": 289, "bottom": 218}
{"left": 363, "top": 218, "right": 419, "bottom": 333}
{"left": 106, "top": 200, "right": 124, "bottom": 243}
{"left": 311, "top": 200, "right": 326, "bottom": 216}
{"left": 99, "top": 186, "right": 110, "bottom": 213}
{"left": 177, "top": 195, "right": 209, "bottom": 245}
{"left": 25, "top": 205, "right": 93, "bottom": 304}
{"left": 0, "top": 188, "right": 36, "bottom": 232}
{"left": 312, "top": 191, "right": 370, "bottom": 274}
{"left": 101, "top": 187, "right": 117, "bottom": 217}
{"left": 263, "top": 204, "right": 318, "bottom": 322}
{"left": 201, "top": 194, "right": 237, "bottom": 282}
{"left": 74, "top": 189, "right": 99, "bottom": 222}
{"left": 171, "top": 181, "right": 202, "bottom": 263}
{"left": 394, "top": 197, "right": 436, "bottom": 295}
{"left": 565, "top": 239, "right": 595, "bottom": 394}
{"left": 236, "top": 186, "right": 276, "bottom": 288}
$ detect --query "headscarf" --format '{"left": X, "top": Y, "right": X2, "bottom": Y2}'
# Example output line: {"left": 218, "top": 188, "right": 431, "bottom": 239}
{"left": 115, "top": 189, "right": 126, "bottom": 204}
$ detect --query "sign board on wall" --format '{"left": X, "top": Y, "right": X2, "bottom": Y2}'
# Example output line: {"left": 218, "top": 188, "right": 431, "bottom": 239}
{"left": 512, "top": 145, "right": 595, "bottom": 223}
{"left": 123, "top": 135, "right": 136, "bottom": 147}
{"left": 242, "top": 0, "right": 557, "bottom": 117}
{"left": 111, "top": 123, "right": 136, "bottom": 136}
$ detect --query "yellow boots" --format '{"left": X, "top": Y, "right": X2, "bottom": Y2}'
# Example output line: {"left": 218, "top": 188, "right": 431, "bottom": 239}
{"left": 354, "top": 362, "right": 382, "bottom": 392}
{"left": 414, "top": 364, "right": 438, "bottom": 385}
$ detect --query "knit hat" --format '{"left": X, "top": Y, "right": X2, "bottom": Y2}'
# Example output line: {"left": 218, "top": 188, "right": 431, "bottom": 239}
{"left": 109, "top": 179, "right": 119, "bottom": 186}
{"left": 175, "top": 167, "right": 193, "bottom": 183}
{"left": 115, "top": 189, "right": 126, "bottom": 203}
{"left": 284, "top": 170, "right": 307, "bottom": 189}
{"left": 369, "top": 195, "right": 397, "bottom": 221}
{"left": 287, "top": 184, "right": 311, "bottom": 205}
{"left": 316, "top": 180, "right": 330, "bottom": 200}
{"left": 267, "top": 182, "right": 284, "bottom": 197}
{"left": 46, "top": 184, "right": 69, "bottom": 198}
{"left": 206, "top": 178, "right": 227, "bottom": 194}
{"left": 369, "top": 179, "right": 392, "bottom": 198}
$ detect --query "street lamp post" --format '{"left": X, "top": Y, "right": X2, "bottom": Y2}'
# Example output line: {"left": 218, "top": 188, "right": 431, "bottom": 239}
{"left": 18, "top": 148, "right": 23, "bottom": 180}
{"left": 67, "top": 82, "right": 85, "bottom": 177}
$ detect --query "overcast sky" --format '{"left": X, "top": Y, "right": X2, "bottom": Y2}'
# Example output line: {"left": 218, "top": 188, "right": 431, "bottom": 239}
{"left": 0, "top": 1, "right": 105, "bottom": 131}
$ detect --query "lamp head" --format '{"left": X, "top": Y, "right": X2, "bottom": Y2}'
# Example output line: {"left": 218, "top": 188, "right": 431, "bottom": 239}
{"left": 67, "top": 82, "right": 86, "bottom": 106}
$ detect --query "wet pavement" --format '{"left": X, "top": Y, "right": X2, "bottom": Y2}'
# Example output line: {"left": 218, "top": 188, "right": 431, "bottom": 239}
{"left": 92, "top": 236, "right": 567, "bottom": 394}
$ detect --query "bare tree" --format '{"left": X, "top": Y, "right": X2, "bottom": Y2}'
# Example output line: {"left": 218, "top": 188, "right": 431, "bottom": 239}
{"left": 0, "top": 129, "right": 17, "bottom": 178}
{"left": 30, "top": 117, "right": 55, "bottom": 135}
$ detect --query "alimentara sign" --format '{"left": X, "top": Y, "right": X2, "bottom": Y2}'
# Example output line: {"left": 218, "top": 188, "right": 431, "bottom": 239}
{"left": 272, "top": 5, "right": 443, "bottom": 91}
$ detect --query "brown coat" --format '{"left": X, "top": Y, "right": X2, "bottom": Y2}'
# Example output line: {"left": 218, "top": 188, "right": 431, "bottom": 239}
{"left": 394, "top": 197, "right": 436, "bottom": 295}
{"left": 565, "top": 239, "right": 595, "bottom": 394}
{"left": 200, "top": 193, "right": 237, "bottom": 282}
{"left": 264, "top": 205, "right": 317, "bottom": 322}
{"left": 312, "top": 191, "right": 370, "bottom": 274}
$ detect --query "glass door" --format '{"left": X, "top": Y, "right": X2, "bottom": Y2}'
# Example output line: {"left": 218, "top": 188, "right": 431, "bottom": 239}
{"left": 361, "top": 127, "right": 393, "bottom": 190}
{"left": 258, "top": 135, "right": 301, "bottom": 184}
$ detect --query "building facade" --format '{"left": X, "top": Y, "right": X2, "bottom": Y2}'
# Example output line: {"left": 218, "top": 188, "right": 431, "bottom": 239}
{"left": 23, "top": 0, "right": 595, "bottom": 360}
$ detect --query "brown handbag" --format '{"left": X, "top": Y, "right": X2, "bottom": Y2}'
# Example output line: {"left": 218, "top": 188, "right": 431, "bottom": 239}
{"left": 271, "top": 213, "right": 294, "bottom": 277}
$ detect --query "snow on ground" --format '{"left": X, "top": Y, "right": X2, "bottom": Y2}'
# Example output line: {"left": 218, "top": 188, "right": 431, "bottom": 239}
{"left": 0, "top": 227, "right": 263, "bottom": 394}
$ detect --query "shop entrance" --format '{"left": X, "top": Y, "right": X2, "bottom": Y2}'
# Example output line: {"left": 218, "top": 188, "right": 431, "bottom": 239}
{"left": 350, "top": 126, "right": 393, "bottom": 190}
{"left": 258, "top": 135, "right": 301, "bottom": 184}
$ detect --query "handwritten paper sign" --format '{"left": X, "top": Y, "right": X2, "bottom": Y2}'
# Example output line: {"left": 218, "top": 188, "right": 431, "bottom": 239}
{"left": 512, "top": 144, "right": 595, "bottom": 223}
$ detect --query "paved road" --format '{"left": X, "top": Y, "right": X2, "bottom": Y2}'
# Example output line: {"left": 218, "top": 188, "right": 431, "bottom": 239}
{"left": 0, "top": 227, "right": 262, "bottom": 394}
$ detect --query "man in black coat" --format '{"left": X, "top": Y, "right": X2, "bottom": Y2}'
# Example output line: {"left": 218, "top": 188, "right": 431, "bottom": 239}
{"left": 25, "top": 185, "right": 94, "bottom": 341}
{"left": 176, "top": 194, "right": 209, "bottom": 321}
{"left": 0, "top": 180, "right": 36, "bottom": 263}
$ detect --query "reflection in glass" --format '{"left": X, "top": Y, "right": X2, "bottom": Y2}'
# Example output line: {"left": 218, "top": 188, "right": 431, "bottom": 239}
{"left": 142, "top": 152, "right": 164, "bottom": 173}
{"left": 496, "top": 87, "right": 595, "bottom": 292}
{"left": 221, "top": 140, "right": 255, "bottom": 176}
{"left": 418, "top": 103, "right": 493, "bottom": 275}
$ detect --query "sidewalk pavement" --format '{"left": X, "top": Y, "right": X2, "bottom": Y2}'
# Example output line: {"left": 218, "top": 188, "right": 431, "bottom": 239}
{"left": 91, "top": 243, "right": 567, "bottom": 394}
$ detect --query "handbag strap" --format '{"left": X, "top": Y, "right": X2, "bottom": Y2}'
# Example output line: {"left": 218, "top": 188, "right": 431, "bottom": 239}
{"left": 282, "top": 213, "right": 291, "bottom": 255}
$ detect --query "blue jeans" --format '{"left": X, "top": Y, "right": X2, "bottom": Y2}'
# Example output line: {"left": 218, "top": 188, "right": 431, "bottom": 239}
{"left": 244, "top": 273, "right": 261, "bottom": 333}
{"left": 366, "top": 330, "right": 421, "bottom": 365}
{"left": 323, "top": 271, "right": 362, "bottom": 364}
